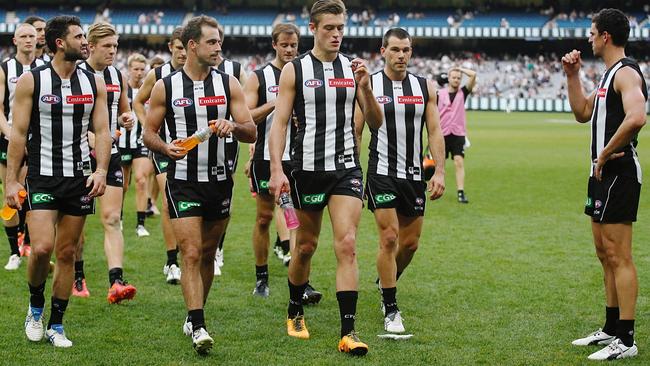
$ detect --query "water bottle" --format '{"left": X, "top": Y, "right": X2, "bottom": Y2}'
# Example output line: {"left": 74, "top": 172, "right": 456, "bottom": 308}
{"left": 279, "top": 192, "right": 299, "bottom": 230}
{"left": 1, "top": 190, "right": 27, "bottom": 220}
{"left": 177, "top": 125, "right": 217, "bottom": 152}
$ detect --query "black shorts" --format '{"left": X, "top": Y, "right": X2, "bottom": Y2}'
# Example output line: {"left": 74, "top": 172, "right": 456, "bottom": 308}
{"left": 585, "top": 175, "right": 641, "bottom": 223}
{"left": 290, "top": 167, "right": 363, "bottom": 211}
{"left": 91, "top": 152, "right": 123, "bottom": 187}
{"left": 0, "top": 135, "right": 7, "bottom": 164}
{"left": 225, "top": 137, "right": 239, "bottom": 174}
{"left": 365, "top": 174, "right": 426, "bottom": 217}
{"left": 251, "top": 160, "right": 293, "bottom": 196}
{"left": 152, "top": 152, "right": 170, "bottom": 176}
{"left": 25, "top": 175, "right": 95, "bottom": 216}
{"left": 166, "top": 178, "right": 233, "bottom": 220}
{"left": 444, "top": 134, "right": 465, "bottom": 159}
{"left": 119, "top": 146, "right": 149, "bottom": 166}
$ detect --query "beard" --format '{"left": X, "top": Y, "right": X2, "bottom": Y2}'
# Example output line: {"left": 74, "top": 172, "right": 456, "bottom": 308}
{"left": 63, "top": 48, "right": 85, "bottom": 62}
{"left": 36, "top": 42, "right": 45, "bottom": 50}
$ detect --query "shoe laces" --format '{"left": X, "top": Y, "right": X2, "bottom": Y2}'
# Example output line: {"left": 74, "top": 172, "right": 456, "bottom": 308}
{"left": 292, "top": 316, "right": 305, "bottom": 332}
{"left": 606, "top": 339, "right": 623, "bottom": 354}
{"left": 74, "top": 278, "right": 84, "bottom": 291}
{"left": 346, "top": 331, "right": 361, "bottom": 342}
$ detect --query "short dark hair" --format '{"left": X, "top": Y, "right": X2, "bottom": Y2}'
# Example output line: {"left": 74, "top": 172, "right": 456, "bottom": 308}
{"left": 310, "top": 0, "right": 346, "bottom": 26}
{"left": 181, "top": 15, "right": 220, "bottom": 48}
{"left": 23, "top": 15, "right": 46, "bottom": 26}
{"left": 592, "top": 8, "right": 630, "bottom": 47}
{"left": 382, "top": 28, "right": 411, "bottom": 48}
{"left": 45, "top": 15, "right": 81, "bottom": 53}
{"left": 170, "top": 26, "right": 183, "bottom": 45}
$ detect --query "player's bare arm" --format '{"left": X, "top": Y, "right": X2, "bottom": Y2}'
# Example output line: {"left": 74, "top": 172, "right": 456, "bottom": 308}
{"left": 243, "top": 71, "right": 275, "bottom": 124}
{"left": 133, "top": 68, "right": 156, "bottom": 128}
{"left": 267, "top": 62, "right": 295, "bottom": 200}
{"left": 143, "top": 79, "right": 186, "bottom": 160}
{"left": 117, "top": 69, "right": 134, "bottom": 131}
{"left": 352, "top": 58, "right": 382, "bottom": 129}
{"left": 210, "top": 77, "right": 256, "bottom": 143}
{"left": 88, "top": 76, "right": 111, "bottom": 197}
{"left": 425, "top": 79, "right": 445, "bottom": 200}
{"left": 0, "top": 68, "right": 11, "bottom": 137}
{"left": 562, "top": 49, "right": 596, "bottom": 123}
{"left": 353, "top": 102, "right": 365, "bottom": 154}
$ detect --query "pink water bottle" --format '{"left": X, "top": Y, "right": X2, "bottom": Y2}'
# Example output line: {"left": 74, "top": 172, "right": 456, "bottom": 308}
{"left": 279, "top": 192, "right": 300, "bottom": 230}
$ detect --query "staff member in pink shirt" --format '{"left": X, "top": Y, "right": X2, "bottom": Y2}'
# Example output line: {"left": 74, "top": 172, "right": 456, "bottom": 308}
{"left": 437, "top": 67, "right": 476, "bottom": 203}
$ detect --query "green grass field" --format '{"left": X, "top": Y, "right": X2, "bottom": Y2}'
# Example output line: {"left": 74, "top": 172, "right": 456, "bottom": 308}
{"left": 1, "top": 111, "right": 649, "bottom": 365}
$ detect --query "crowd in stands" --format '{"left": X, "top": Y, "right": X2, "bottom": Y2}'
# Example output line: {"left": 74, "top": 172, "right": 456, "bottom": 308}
{"left": 3, "top": 43, "right": 646, "bottom": 101}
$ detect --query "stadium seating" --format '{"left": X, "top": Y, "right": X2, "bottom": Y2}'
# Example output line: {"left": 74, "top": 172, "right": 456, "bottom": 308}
{"left": 110, "top": 9, "right": 185, "bottom": 26}
{"left": 554, "top": 16, "right": 592, "bottom": 28}
{"left": 460, "top": 12, "right": 550, "bottom": 27}
{"left": 15, "top": 7, "right": 95, "bottom": 24}
{"left": 208, "top": 10, "right": 276, "bottom": 26}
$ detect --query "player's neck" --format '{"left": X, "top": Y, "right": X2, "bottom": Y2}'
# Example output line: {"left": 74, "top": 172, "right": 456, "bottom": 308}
{"left": 183, "top": 58, "right": 211, "bottom": 81}
{"left": 34, "top": 47, "right": 43, "bottom": 58}
{"left": 50, "top": 53, "right": 79, "bottom": 79}
{"left": 384, "top": 66, "right": 406, "bottom": 81}
{"left": 128, "top": 78, "right": 142, "bottom": 89}
{"left": 272, "top": 57, "right": 286, "bottom": 70}
{"left": 447, "top": 85, "right": 459, "bottom": 93}
{"left": 602, "top": 48, "right": 626, "bottom": 69}
{"left": 87, "top": 57, "right": 107, "bottom": 72}
{"left": 15, "top": 51, "right": 34, "bottom": 66}
{"left": 216, "top": 55, "right": 224, "bottom": 66}
{"left": 171, "top": 60, "right": 182, "bottom": 70}
{"left": 311, "top": 46, "right": 338, "bottom": 63}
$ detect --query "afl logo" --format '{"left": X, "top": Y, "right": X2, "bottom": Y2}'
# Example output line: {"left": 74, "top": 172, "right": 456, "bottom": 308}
{"left": 304, "top": 79, "right": 323, "bottom": 88}
{"left": 376, "top": 96, "right": 392, "bottom": 104}
{"left": 173, "top": 98, "right": 193, "bottom": 107}
{"left": 41, "top": 94, "right": 61, "bottom": 104}
{"left": 268, "top": 85, "right": 279, "bottom": 94}
{"left": 9, "top": 77, "right": 19, "bottom": 84}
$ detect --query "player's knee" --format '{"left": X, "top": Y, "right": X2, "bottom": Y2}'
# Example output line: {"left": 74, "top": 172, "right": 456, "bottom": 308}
{"left": 402, "top": 238, "right": 419, "bottom": 254}
{"left": 102, "top": 211, "right": 121, "bottom": 229}
{"left": 296, "top": 239, "right": 317, "bottom": 258}
{"left": 336, "top": 232, "right": 358, "bottom": 259}
{"left": 55, "top": 245, "right": 75, "bottom": 262}
{"left": 135, "top": 174, "right": 147, "bottom": 192}
{"left": 379, "top": 227, "right": 398, "bottom": 250}
{"left": 255, "top": 211, "right": 273, "bottom": 229}
{"left": 31, "top": 243, "right": 54, "bottom": 260}
{"left": 181, "top": 246, "right": 201, "bottom": 264}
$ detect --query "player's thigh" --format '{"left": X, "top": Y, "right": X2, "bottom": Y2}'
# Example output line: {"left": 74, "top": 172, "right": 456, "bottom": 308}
{"left": 328, "top": 194, "right": 362, "bottom": 243}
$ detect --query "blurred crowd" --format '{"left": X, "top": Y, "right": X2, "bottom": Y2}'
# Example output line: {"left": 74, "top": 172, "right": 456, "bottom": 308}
{"left": 2, "top": 45, "right": 648, "bottom": 100}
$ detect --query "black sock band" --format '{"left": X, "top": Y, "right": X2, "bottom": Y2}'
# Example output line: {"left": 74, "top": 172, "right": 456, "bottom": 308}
{"left": 47, "top": 297, "right": 69, "bottom": 328}
{"left": 617, "top": 319, "right": 635, "bottom": 347}
{"left": 74, "top": 260, "right": 85, "bottom": 279}
{"left": 108, "top": 267, "right": 123, "bottom": 285}
{"left": 136, "top": 211, "right": 146, "bottom": 226}
{"left": 166, "top": 249, "right": 178, "bottom": 266}
{"left": 5, "top": 225, "right": 19, "bottom": 255}
{"left": 336, "top": 291, "right": 358, "bottom": 337}
{"left": 218, "top": 233, "right": 225, "bottom": 250}
{"left": 288, "top": 280, "right": 307, "bottom": 317}
{"left": 28, "top": 282, "right": 46, "bottom": 308}
{"left": 280, "top": 240, "right": 290, "bottom": 254}
{"left": 381, "top": 287, "right": 399, "bottom": 315}
{"left": 188, "top": 309, "right": 205, "bottom": 331}
{"left": 256, "top": 265, "right": 268, "bottom": 281}
{"left": 603, "top": 306, "right": 619, "bottom": 335}
{"left": 23, "top": 225, "right": 30, "bottom": 245}
{"left": 275, "top": 234, "right": 280, "bottom": 246}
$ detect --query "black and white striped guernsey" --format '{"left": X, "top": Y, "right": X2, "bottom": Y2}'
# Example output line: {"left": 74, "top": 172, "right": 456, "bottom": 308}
{"left": 292, "top": 52, "right": 359, "bottom": 171}
{"left": 28, "top": 63, "right": 97, "bottom": 177}
{"left": 39, "top": 53, "right": 52, "bottom": 63}
{"left": 590, "top": 57, "right": 648, "bottom": 184}
{"left": 216, "top": 59, "right": 241, "bottom": 166}
{"left": 118, "top": 86, "right": 143, "bottom": 149}
{"left": 2, "top": 57, "right": 46, "bottom": 125}
{"left": 368, "top": 71, "right": 429, "bottom": 181}
{"left": 252, "top": 62, "right": 294, "bottom": 161}
{"left": 163, "top": 68, "right": 231, "bottom": 182}
{"left": 154, "top": 61, "right": 181, "bottom": 143}
{"left": 77, "top": 61, "right": 122, "bottom": 154}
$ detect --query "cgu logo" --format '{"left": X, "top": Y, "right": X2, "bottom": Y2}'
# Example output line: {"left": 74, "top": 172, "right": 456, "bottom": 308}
{"left": 32, "top": 193, "right": 54, "bottom": 203}
{"left": 302, "top": 193, "right": 325, "bottom": 204}
{"left": 66, "top": 95, "right": 94, "bottom": 104}
{"left": 198, "top": 96, "right": 226, "bottom": 106}
{"left": 41, "top": 94, "right": 61, "bottom": 104}
{"left": 260, "top": 180, "right": 269, "bottom": 189}
{"left": 398, "top": 96, "right": 424, "bottom": 104}
{"left": 268, "top": 85, "right": 279, "bottom": 94}
{"left": 328, "top": 78, "right": 354, "bottom": 88}
{"left": 178, "top": 201, "right": 201, "bottom": 211}
{"left": 173, "top": 98, "right": 193, "bottom": 107}
{"left": 375, "top": 193, "right": 396, "bottom": 203}
{"left": 106, "top": 84, "right": 121, "bottom": 93}
{"left": 376, "top": 96, "right": 392, "bottom": 104}
{"left": 304, "top": 79, "right": 323, "bottom": 88}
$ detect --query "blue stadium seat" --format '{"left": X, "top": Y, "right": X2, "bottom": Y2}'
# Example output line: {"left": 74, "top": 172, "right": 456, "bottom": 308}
{"left": 16, "top": 7, "right": 95, "bottom": 24}
{"left": 555, "top": 17, "right": 592, "bottom": 28}
{"left": 110, "top": 9, "right": 184, "bottom": 26}
{"left": 207, "top": 10, "right": 276, "bottom": 26}
{"left": 460, "top": 12, "right": 549, "bottom": 27}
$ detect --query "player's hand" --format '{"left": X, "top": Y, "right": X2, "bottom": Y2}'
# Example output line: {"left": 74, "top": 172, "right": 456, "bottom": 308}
{"left": 166, "top": 140, "right": 188, "bottom": 160}
{"left": 86, "top": 169, "right": 107, "bottom": 198}
{"left": 5, "top": 181, "right": 25, "bottom": 210}
{"left": 209, "top": 119, "right": 236, "bottom": 138}
{"left": 119, "top": 112, "right": 135, "bottom": 131}
{"left": 351, "top": 58, "right": 370, "bottom": 88}
{"left": 269, "top": 171, "right": 290, "bottom": 203}
{"left": 427, "top": 171, "right": 445, "bottom": 200}
{"left": 593, "top": 151, "right": 624, "bottom": 181}
{"left": 561, "top": 50, "right": 582, "bottom": 77}
{"left": 244, "top": 159, "right": 252, "bottom": 178}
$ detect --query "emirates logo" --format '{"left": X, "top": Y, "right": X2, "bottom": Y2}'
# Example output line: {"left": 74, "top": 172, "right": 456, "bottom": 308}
{"left": 198, "top": 96, "right": 226, "bottom": 106}
{"left": 398, "top": 96, "right": 423, "bottom": 104}
{"left": 328, "top": 78, "right": 354, "bottom": 88}
{"left": 66, "top": 95, "right": 94, "bottom": 104}
{"left": 106, "top": 84, "right": 121, "bottom": 93}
